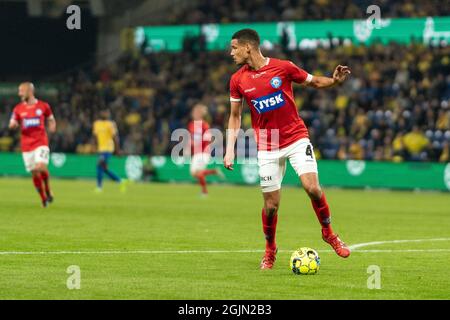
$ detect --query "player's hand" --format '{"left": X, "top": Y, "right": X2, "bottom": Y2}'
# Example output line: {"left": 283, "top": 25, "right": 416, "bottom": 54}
{"left": 8, "top": 120, "right": 18, "bottom": 130}
{"left": 223, "top": 152, "right": 235, "bottom": 171}
{"left": 333, "top": 65, "right": 351, "bottom": 84}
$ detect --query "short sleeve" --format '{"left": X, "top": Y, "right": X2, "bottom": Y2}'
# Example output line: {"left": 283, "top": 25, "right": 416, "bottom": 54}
{"left": 229, "top": 74, "right": 242, "bottom": 102}
{"left": 285, "top": 61, "right": 313, "bottom": 84}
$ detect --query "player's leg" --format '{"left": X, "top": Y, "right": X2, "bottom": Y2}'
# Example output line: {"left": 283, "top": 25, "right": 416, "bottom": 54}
{"left": 96, "top": 153, "right": 106, "bottom": 191}
{"left": 300, "top": 173, "right": 350, "bottom": 258}
{"left": 258, "top": 156, "right": 286, "bottom": 269}
{"left": 35, "top": 147, "right": 52, "bottom": 202}
{"left": 36, "top": 163, "right": 53, "bottom": 203}
{"left": 300, "top": 172, "right": 331, "bottom": 234}
{"left": 193, "top": 171, "right": 208, "bottom": 195}
{"left": 190, "top": 153, "right": 210, "bottom": 195}
{"left": 288, "top": 139, "right": 350, "bottom": 258}
{"left": 31, "top": 169, "right": 48, "bottom": 207}
{"left": 102, "top": 153, "right": 121, "bottom": 183}
{"left": 23, "top": 148, "right": 47, "bottom": 207}
{"left": 262, "top": 190, "right": 280, "bottom": 251}
{"left": 197, "top": 153, "right": 225, "bottom": 180}
{"left": 200, "top": 168, "right": 225, "bottom": 179}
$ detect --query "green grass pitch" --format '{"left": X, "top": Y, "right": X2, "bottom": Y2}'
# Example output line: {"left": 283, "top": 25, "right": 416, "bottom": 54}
{"left": 0, "top": 178, "right": 449, "bottom": 299}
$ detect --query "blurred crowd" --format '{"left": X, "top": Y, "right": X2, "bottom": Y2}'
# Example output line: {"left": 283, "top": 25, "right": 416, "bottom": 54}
{"left": 167, "top": 0, "right": 449, "bottom": 24}
{"left": 1, "top": 40, "right": 449, "bottom": 163}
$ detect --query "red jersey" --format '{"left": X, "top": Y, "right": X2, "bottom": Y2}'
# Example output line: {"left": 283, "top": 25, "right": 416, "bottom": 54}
{"left": 11, "top": 100, "right": 53, "bottom": 152}
{"left": 187, "top": 120, "right": 210, "bottom": 155}
{"left": 230, "top": 58, "right": 312, "bottom": 151}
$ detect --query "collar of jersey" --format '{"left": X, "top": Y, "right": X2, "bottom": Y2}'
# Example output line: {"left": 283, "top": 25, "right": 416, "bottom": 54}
{"left": 249, "top": 58, "right": 270, "bottom": 72}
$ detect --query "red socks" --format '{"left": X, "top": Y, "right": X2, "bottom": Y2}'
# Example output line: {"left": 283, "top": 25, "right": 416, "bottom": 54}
{"left": 197, "top": 175, "right": 208, "bottom": 194}
{"left": 262, "top": 208, "right": 278, "bottom": 251}
{"left": 41, "top": 170, "right": 51, "bottom": 195}
{"left": 260, "top": 192, "right": 332, "bottom": 251}
{"left": 32, "top": 175, "right": 46, "bottom": 202}
{"left": 311, "top": 192, "right": 334, "bottom": 238}
{"left": 196, "top": 170, "right": 218, "bottom": 194}
{"left": 201, "top": 169, "right": 217, "bottom": 176}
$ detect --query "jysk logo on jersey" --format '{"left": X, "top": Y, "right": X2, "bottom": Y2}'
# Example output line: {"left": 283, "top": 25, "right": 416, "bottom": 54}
{"left": 251, "top": 91, "right": 285, "bottom": 114}
{"left": 23, "top": 117, "right": 41, "bottom": 128}
{"left": 270, "top": 77, "right": 282, "bottom": 89}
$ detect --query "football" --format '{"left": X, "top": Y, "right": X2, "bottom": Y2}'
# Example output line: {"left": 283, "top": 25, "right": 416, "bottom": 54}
{"left": 290, "top": 247, "right": 321, "bottom": 275}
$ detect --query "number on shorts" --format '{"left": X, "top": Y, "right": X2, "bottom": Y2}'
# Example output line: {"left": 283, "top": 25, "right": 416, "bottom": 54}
{"left": 306, "top": 145, "right": 313, "bottom": 158}
{"left": 40, "top": 149, "right": 49, "bottom": 160}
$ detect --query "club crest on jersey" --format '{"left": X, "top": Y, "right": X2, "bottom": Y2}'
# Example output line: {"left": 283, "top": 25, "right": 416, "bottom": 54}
{"left": 251, "top": 91, "right": 285, "bottom": 114}
{"left": 270, "top": 76, "right": 282, "bottom": 89}
{"left": 36, "top": 109, "right": 42, "bottom": 116}
{"left": 23, "top": 117, "right": 41, "bottom": 128}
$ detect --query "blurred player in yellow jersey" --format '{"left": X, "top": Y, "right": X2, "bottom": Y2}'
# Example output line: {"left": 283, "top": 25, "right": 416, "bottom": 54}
{"left": 93, "top": 109, "right": 126, "bottom": 192}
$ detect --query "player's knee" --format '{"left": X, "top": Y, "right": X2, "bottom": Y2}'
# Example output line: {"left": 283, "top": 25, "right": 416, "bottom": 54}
{"left": 34, "top": 163, "right": 45, "bottom": 172}
{"left": 304, "top": 184, "right": 322, "bottom": 200}
{"left": 264, "top": 200, "right": 279, "bottom": 216}
{"left": 97, "top": 159, "right": 106, "bottom": 169}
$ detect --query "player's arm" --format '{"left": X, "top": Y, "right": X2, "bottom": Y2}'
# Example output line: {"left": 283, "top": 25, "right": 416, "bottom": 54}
{"left": 306, "top": 65, "right": 351, "bottom": 89}
{"left": 224, "top": 100, "right": 243, "bottom": 171}
{"left": 112, "top": 121, "right": 121, "bottom": 155}
{"left": 8, "top": 118, "right": 19, "bottom": 130}
{"left": 44, "top": 104, "right": 56, "bottom": 133}
{"left": 8, "top": 109, "right": 19, "bottom": 130}
{"left": 47, "top": 115, "right": 56, "bottom": 133}
{"left": 92, "top": 122, "right": 98, "bottom": 152}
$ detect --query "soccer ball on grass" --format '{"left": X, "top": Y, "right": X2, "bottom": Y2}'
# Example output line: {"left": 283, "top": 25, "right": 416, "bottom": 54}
{"left": 290, "top": 247, "right": 320, "bottom": 275}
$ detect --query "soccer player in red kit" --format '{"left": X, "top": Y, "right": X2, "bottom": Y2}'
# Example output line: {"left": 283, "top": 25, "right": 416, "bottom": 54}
{"left": 9, "top": 82, "right": 56, "bottom": 207}
{"left": 223, "top": 29, "right": 352, "bottom": 269}
{"left": 188, "top": 103, "right": 224, "bottom": 196}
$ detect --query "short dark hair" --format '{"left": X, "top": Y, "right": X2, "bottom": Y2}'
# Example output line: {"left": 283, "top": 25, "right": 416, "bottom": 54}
{"left": 232, "top": 29, "right": 260, "bottom": 47}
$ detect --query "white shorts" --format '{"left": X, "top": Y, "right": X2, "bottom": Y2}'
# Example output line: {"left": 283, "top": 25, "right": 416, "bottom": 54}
{"left": 258, "top": 138, "right": 318, "bottom": 193}
{"left": 22, "top": 146, "right": 50, "bottom": 172}
{"left": 190, "top": 153, "right": 210, "bottom": 175}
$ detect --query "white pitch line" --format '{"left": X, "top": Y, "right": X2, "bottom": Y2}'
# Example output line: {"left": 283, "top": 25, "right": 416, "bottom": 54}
{"left": 0, "top": 249, "right": 450, "bottom": 255}
{"left": 349, "top": 249, "right": 450, "bottom": 253}
{"left": 348, "top": 238, "right": 450, "bottom": 250}
{"left": 0, "top": 238, "right": 449, "bottom": 256}
{"left": 0, "top": 250, "right": 265, "bottom": 256}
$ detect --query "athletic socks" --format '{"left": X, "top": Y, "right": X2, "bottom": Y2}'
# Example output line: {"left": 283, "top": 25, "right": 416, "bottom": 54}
{"left": 32, "top": 175, "right": 46, "bottom": 202}
{"left": 262, "top": 208, "right": 278, "bottom": 251}
{"left": 104, "top": 169, "right": 121, "bottom": 182}
{"left": 201, "top": 169, "right": 218, "bottom": 176}
{"left": 40, "top": 170, "right": 51, "bottom": 196}
{"left": 96, "top": 164, "right": 104, "bottom": 188}
{"left": 97, "top": 165, "right": 121, "bottom": 188}
{"left": 197, "top": 175, "right": 208, "bottom": 194}
{"left": 196, "top": 170, "right": 218, "bottom": 194}
{"left": 311, "top": 192, "right": 334, "bottom": 238}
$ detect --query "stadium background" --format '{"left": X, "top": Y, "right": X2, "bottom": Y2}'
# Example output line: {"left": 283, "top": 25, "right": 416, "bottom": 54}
{"left": 0, "top": 0, "right": 449, "bottom": 191}
{"left": 0, "top": 0, "right": 449, "bottom": 301}
{"left": 1, "top": 0, "right": 449, "bottom": 192}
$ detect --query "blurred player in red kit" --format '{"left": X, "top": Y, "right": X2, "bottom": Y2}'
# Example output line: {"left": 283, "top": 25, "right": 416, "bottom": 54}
{"left": 223, "top": 29, "right": 352, "bottom": 269}
{"left": 187, "top": 103, "right": 224, "bottom": 196}
{"left": 9, "top": 82, "right": 56, "bottom": 207}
